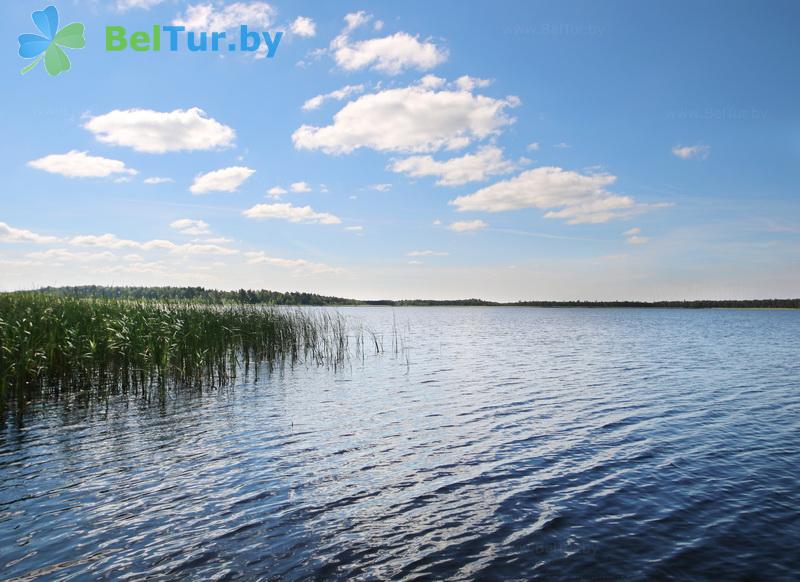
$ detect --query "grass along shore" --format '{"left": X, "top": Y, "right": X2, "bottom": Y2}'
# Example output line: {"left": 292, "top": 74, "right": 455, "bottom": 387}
{"left": 0, "top": 293, "right": 359, "bottom": 407}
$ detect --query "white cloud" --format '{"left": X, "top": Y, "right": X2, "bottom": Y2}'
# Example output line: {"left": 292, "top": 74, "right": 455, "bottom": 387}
{"left": 624, "top": 227, "right": 650, "bottom": 245}
{"left": 173, "top": 2, "right": 276, "bottom": 30}
{"left": 27, "top": 249, "right": 116, "bottom": 263}
{"left": 172, "top": 243, "right": 238, "bottom": 255}
{"left": 116, "top": 0, "right": 164, "bottom": 10}
{"left": 344, "top": 226, "right": 364, "bottom": 232}
{"left": 455, "top": 76, "right": 491, "bottom": 91}
{"left": 242, "top": 203, "right": 341, "bottom": 224}
{"left": 390, "top": 146, "right": 516, "bottom": 186}
{"left": 449, "top": 220, "right": 488, "bottom": 233}
{"left": 28, "top": 151, "right": 137, "bottom": 179}
{"left": 293, "top": 84, "right": 519, "bottom": 154}
{"left": 302, "top": 84, "right": 365, "bottom": 111}
{"left": 245, "top": 251, "right": 338, "bottom": 274}
{"left": 68, "top": 233, "right": 173, "bottom": 251}
{"left": 144, "top": 177, "right": 174, "bottom": 185}
{"left": 291, "top": 16, "right": 316, "bottom": 37}
{"left": 527, "top": 142, "right": 540, "bottom": 151}
{"left": 170, "top": 219, "right": 211, "bottom": 235}
{"left": 553, "top": 142, "right": 571, "bottom": 149}
{"left": 84, "top": 108, "right": 235, "bottom": 153}
{"left": 290, "top": 181, "right": 312, "bottom": 193}
{"left": 267, "top": 186, "right": 287, "bottom": 197}
{"left": 419, "top": 74, "right": 445, "bottom": 89}
{"left": 343, "top": 11, "right": 372, "bottom": 33}
{"left": 369, "top": 183, "right": 392, "bottom": 192}
{"left": 332, "top": 32, "right": 447, "bottom": 75}
{"left": 450, "top": 167, "right": 652, "bottom": 225}
{"left": 190, "top": 166, "right": 255, "bottom": 194}
{"left": 198, "top": 237, "right": 234, "bottom": 244}
{"left": 0, "top": 222, "right": 59, "bottom": 244}
{"left": 374, "top": 20, "right": 384, "bottom": 31}
{"left": 67, "top": 232, "right": 236, "bottom": 255}
{"left": 407, "top": 250, "right": 449, "bottom": 257}
{"left": 432, "top": 219, "right": 442, "bottom": 225}
{"left": 672, "top": 144, "right": 710, "bottom": 160}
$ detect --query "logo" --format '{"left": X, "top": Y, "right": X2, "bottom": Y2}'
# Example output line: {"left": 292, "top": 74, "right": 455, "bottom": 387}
{"left": 104, "top": 26, "right": 282, "bottom": 57}
{"left": 18, "top": 6, "right": 85, "bottom": 77}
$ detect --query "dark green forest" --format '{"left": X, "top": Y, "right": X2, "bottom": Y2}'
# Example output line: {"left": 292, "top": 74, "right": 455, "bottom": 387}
{"left": 19, "top": 286, "right": 800, "bottom": 309}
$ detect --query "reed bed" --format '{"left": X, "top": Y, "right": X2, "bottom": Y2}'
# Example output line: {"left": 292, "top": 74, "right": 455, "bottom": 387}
{"left": 0, "top": 293, "right": 354, "bottom": 406}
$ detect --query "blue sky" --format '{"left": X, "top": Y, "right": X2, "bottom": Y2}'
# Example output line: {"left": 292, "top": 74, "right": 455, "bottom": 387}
{"left": 1, "top": 0, "right": 798, "bottom": 300}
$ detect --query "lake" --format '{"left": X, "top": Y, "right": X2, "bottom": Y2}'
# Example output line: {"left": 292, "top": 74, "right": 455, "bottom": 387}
{"left": 1, "top": 307, "right": 799, "bottom": 580}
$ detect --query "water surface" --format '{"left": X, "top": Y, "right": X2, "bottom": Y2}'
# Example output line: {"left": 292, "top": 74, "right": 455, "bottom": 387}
{"left": 2, "top": 307, "right": 799, "bottom": 580}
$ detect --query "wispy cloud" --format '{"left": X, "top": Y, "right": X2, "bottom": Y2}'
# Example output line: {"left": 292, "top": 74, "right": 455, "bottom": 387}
{"left": 449, "top": 219, "right": 488, "bottom": 232}
{"left": 672, "top": 144, "right": 710, "bottom": 160}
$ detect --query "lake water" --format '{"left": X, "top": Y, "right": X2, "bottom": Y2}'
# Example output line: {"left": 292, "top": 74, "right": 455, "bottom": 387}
{"left": 1, "top": 307, "right": 799, "bottom": 580}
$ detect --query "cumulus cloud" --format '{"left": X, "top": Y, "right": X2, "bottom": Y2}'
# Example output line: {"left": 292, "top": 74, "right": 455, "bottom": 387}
{"left": 302, "top": 84, "right": 364, "bottom": 111}
{"left": 28, "top": 151, "right": 137, "bottom": 179}
{"left": 266, "top": 187, "right": 286, "bottom": 199}
{"left": 27, "top": 249, "right": 116, "bottom": 263}
{"left": 450, "top": 167, "right": 656, "bottom": 225}
{"left": 455, "top": 76, "right": 491, "bottom": 91}
{"left": 0, "top": 222, "right": 59, "bottom": 244}
{"left": 69, "top": 233, "right": 170, "bottom": 250}
{"left": 290, "top": 181, "right": 312, "bottom": 193}
{"left": 419, "top": 74, "right": 445, "bottom": 89}
{"left": 190, "top": 166, "right": 255, "bottom": 194}
{"left": 170, "top": 219, "right": 211, "bottom": 235}
{"left": 173, "top": 2, "right": 276, "bottom": 30}
{"left": 332, "top": 32, "right": 448, "bottom": 75}
{"left": 245, "top": 251, "right": 338, "bottom": 274}
{"left": 390, "top": 146, "right": 516, "bottom": 186}
{"left": 242, "top": 203, "right": 341, "bottom": 224}
{"left": 672, "top": 144, "right": 710, "bottom": 160}
{"left": 449, "top": 220, "right": 487, "bottom": 232}
{"left": 144, "top": 177, "right": 174, "bottom": 185}
{"left": 84, "top": 108, "right": 235, "bottom": 153}
{"left": 343, "top": 11, "right": 372, "bottom": 33}
{"left": 293, "top": 85, "right": 519, "bottom": 154}
{"left": 407, "top": 250, "right": 449, "bottom": 257}
{"left": 290, "top": 16, "right": 316, "bottom": 37}
{"left": 68, "top": 232, "right": 236, "bottom": 255}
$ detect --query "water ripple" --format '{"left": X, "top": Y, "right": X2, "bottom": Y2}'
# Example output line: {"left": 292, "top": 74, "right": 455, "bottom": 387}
{"left": 2, "top": 307, "right": 799, "bottom": 580}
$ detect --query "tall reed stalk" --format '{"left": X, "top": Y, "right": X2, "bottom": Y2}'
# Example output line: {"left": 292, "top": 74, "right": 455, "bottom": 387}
{"left": 0, "top": 293, "right": 353, "bottom": 406}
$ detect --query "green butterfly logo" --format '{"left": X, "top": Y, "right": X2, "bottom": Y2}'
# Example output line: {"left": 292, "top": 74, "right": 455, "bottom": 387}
{"left": 18, "top": 6, "right": 85, "bottom": 76}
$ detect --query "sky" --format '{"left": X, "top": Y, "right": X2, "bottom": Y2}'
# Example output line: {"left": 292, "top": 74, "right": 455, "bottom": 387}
{"left": 1, "top": 0, "right": 798, "bottom": 301}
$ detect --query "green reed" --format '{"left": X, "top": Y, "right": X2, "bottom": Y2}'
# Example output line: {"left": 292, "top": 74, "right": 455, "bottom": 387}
{"left": 0, "top": 293, "right": 354, "bottom": 405}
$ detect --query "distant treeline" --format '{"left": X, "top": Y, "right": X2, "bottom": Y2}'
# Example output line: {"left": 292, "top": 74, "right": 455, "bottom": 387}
{"left": 19, "top": 286, "right": 800, "bottom": 309}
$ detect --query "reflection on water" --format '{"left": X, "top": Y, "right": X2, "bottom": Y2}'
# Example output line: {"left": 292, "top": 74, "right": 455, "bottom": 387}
{"left": 2, "top": 307, "right": 799, "bottom": 580}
